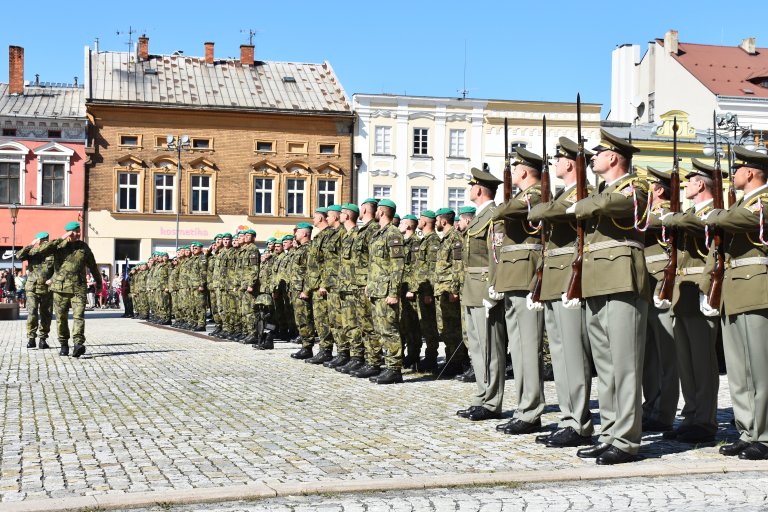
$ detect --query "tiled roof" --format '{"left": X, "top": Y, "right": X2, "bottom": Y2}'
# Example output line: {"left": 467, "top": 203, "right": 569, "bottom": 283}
{"left": 659, "top": 40, "right": 768, "bottom": 98}
{"left": 0, "top": 83, "right": 85, "bottom": 118}
{"left": 87, "top": 51, "right": 351, "bottom": 113}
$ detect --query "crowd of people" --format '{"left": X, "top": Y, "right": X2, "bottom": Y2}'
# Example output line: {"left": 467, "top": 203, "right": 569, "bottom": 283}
{"left": 18, "top": 129, "right": 768, "bottom": 465}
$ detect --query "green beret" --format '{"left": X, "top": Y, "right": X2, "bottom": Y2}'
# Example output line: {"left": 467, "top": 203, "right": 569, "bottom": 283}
{"left": 315, "top": 207, "right": 328, "bottom": 214}
{"left": 402, "top": 214, "right": 418, "bottom": 221}
{"left": 213, "top": 233, "right": 223, "bottom": 240}
{"left": 435, "top": 207, "right": 455, "bottom": 217}
{"left": 342, "top": 203, "right": 359, "bottom": 214}
{"left": 267, "top": 237, "right": 277, "bottom": 243}
{"left": 378, "top": 198, "right": 397, "bottom": 211}
{"left": 394, "top": 213, "right": 401, "bottom": 219}
{"left": 158, "top": 252, "right": 168, "bottom": 257}
{"left": 362, "top": 197, "right": 379, "bottom": 205}
{"left": 282, "top": 235, "right": 295, "bottom": 241}
{"left": 243, "top": 229, "right": 257, "bottom": 236}
{"left": 35, "top": 231, "right": 49, "bottom": 240}
{"left": 64, "top": 221, "right": 81, "bottom": 231}
{"left": 327, "top": 204, "right": 343, "bottom": 212}
{"left": 459, "top": 206, "right": 476, "bottom": 215}
{"left": 190, "top": 242, "right": 203, "bottom": 248}
{"left": 295, "top": 222, "right": 313, "bottom": 230}
{"left": 221, "top": 233, "right": 232, "bottom": 239}
{"left": 420, "top": 209, "right": 436, "bottom": 219}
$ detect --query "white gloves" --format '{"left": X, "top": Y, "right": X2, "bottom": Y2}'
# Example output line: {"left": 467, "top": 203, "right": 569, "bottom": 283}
{"left": 565, "top": 204, "right": 576, "bottom": 215}
{"left": 561, "top": 292, "right": 581, "bottom": 309}
{"left": 653, "top": 295, "right": 672, "bottom": 310}
{"left": 526, "top": 292, "right": 543, "bottom": 311}
{"left": 488, "top": 286, "right": 504, "bottom": 301}
{"left": 482, "top": 298, "right": 498, "bottom": 318}
{"left": 699, "top": 293, "right": 720, "bottom": 317}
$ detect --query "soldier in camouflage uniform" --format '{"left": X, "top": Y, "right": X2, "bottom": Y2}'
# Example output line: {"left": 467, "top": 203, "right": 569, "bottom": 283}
{"left": 253, "top": 238, "right": 277, "bottom": 350}
{"left": 153, "top": 253, "right": 172, "bottom": 324}
{"left": 288, "top": 223, "right": 314, "bottom": 351}
{"left": 275, "top": 236, "right": 296, "bottom": 341}
{"left": 334, "top": 204, "right": 361, "bottom": 370}
{"left": 454, "top": 205, "right": 477, "bottom": 383}
{"left": 432, "top": 207, "right": 467, "bottom": 377}
{"left": 145, "top": 255, "right": 158, "bottom": 321}
{"left": 168, "top": 256, "right": 180, "bottom": 325}
{"left": 213, "top": 234, "right": 233, "bottom": 338}
{"left": 187, "top": 242, "right": 208, "bottom": 331}
{"left": 342, "top": 198, "right": 379, "bottom": 376}
{"left": 239, "top": 229, "right": 261, "bottom": 343}
{"left": 17, "top": 232, "right": 55, "bottom": 348}
{"left": 411, "top": 210, "right": 441, "bottom": 371}
{"left": 364, "top": 199, "right": 406, "bottom": 384}
{"left": 133, "top": 262, "right": 148, "bottom": 319}
{"left": 206, "top": 235, "right": 223, "bottom": 335}
{"left": 31, "top": 221, "right": 101, "bottom": 358}
{"left": 270, "top": 240, "right": 287, "bottom": 340}
{"left": 398, "top": 214, "right": 422, "bottom": 369}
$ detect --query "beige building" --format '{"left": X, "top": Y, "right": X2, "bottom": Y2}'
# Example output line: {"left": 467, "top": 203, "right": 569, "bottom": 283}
{"left": 353, "top": 94, "right": 602, "bottom": 212}
{"left": 84, "top": 37, "right": 353, "bottom": 272}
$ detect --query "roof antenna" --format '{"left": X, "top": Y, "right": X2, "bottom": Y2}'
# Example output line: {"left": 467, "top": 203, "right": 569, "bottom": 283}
{"left": 240, "top": 28, "right": 258, "bottom": 46}
{"left": 458, "top": 39, "right": 469, "bottom": 99}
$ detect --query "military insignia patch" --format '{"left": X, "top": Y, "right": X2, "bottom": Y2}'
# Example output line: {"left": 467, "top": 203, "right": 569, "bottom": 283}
{"left": 619, "top": 185, "right": 633, "bottom": 198}
{"left": 493, "top": 232, "right": 504, "bottom": 247}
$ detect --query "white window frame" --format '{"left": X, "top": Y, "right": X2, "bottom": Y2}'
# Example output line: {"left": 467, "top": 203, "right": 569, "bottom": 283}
{"left": 372, "top": 185, "right": 391, "bottom": 199}
{"left": 413, "top": 128, "right": 429, "bottom": 156}
{"left": 317, "top": 178, "right": 337, "bottom": 209}
{"left": 410, "top": 187, "right": 429, "bottom": 216}
{"left": 252, "top": 176, "right": 275, "bottom": 215}
{"left": 286, "top": 177, "right": 306, "bottom": 216}
{"left": 190, "top": 174, "right": 212, "bottom": 214}
{"left": 153, "top": 173, "right": 176, "bottom": 213}
{"left": 447, "top": 187, "right": 465, "bottom": 213}
{"left": 0, "top": 141, "right": 29, "bottom": 205}
{"left": 117, "top": 172, "right": 140, "bottom": 212}
{"left": 374, "top": 126, "right": 392, "bottom": 154}
{"left": 449, "top": 129, "right": 466, "bottom": 157}
{"left": 41, "top": 163, "right": 66, "bottom": 206}
{"left": 34, "top": 142, "right": 74, "bottom": 206}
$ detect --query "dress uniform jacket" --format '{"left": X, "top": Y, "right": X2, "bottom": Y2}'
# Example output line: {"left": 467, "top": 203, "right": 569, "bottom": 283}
{"left": 461, "top": 202, "right": 497, "bottom": 307}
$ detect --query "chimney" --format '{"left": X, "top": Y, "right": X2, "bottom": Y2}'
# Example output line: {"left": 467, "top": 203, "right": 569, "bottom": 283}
{"left": 664, "top": 29, "right": 679, "bottom": 55}
{"left": 240, "top": 45, "right": 254, "bottom": 66}
{"left": 740, "top": 37, "right": 757, "bottom": 55}
{"left": 138, "top": 34, "right": 149, "bottom": 61}
{"left": 204, "top": 42, "right": 214, "bottom": 64}
{"left": 9, "top": 45, "right": 24, "bottom": 95}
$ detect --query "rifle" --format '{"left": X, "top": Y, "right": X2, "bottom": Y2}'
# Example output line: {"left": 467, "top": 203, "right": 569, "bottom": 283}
{"left": 565, "top": 94, "right": 588, "bottom": 301}
{"left": 658, "top": 118, "right": 680, "bottom": 301}
{"left": 531, "top": 116, "right": 550, "bottom": 303}
{"left": 707, "top": 111, "right": 725, "bottom": 309}
{"left": 727, "top": 141, "right": 736, "bottom": 207}
{"left": 503, "top": 117, "right": 512, "bottom": 203}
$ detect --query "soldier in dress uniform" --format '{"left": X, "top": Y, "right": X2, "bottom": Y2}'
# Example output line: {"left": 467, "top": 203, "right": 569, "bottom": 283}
{"left": 17, "top": 232, "right": 55, "bottom": 349}
{"left": 30, "top": 221, "right": 101, "bottom": 358}
{"left": 641, "top": 167, "right": 679, "bottom": 432}
{"left": 566, "top": 129, "right": 649, "bottom": 465}
{"left": 527, "top": 137, "right": 595, "bottom": 447}
{"left": 456, "top": 168, "right": 506, "bottom": 421}
{"left": 703, "top": 146, "right": 768, "bottom": 460}
{"left": 365, "top": 198, "right": 406, "bottom": 384}
{"left": 659, "top": 158, "right": 720, "bottom": 443}
{"left": 491, "top": 148, "right": 546, "bottom": 434}
{"left": 399, "top": 214, "right": 423, "bottom": 369}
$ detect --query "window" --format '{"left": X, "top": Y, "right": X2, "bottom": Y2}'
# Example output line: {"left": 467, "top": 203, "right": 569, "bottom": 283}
{"left": 47, "top": 130, "right": 61, "bottom": 139}
{"left": 191, "top": 137, "right": 212, "bottom": 150}
{"left": 373, "top": 185, "right": 391, "bottom": 199}
{"left": 449, "top": 129, "right": 466, "bottom": 157}
{"left": 413, "top": 128, "right": 429, "bottom": 156}
{"left": 318, "top": 143, "right": 338, "bottom": 155}
{"left": 114, "top": 239, "right": 141, "bottom": 262}
{"left": 510, "top": 142, "right": 527, "bottom": 153}
{"left": 154, "top": 174, "right": 175, "bottom": 212}
{"left": 0, "top": 162, "right": 21, "bottom": 204}
{"left": 119, "top": 135, "right": 140, "bottom": 147}
{"left": 155, "top": 135, "right": 172, "bottom": 148}
{"left": 42, "top": 163, "right": 65, "bottom": 205}
{"left": 648, "top": 93, "right": 655, "bottom": 123}
{"left": 252, "top": 177, "right": 274, "bottom": 215}
{"left": 374, "top": 126, "right": 391, "bottom": 154}
{"left": 287, "top": 141, "right": 308, "bottom": 154}
{"left": 117, "top": 172, "right": 140, "bottom": 211}
{"left": 448, "top": 188, "right": 465, "bottom": 213}
{"left": 2, "top": 129, "right": 16, "bottom": 137}
{"left": 255, "top": 140, "right": 274, "bottom": 153}
{"left": 190, "top": 175, "right": 211, "bottom": 214}
{"left": 286, "top": 178, "right": 305, "bottom": 215}
{"left": 410, "top": 187, "right": 428, "bottom": 216}
{"left": 317, "top": 179, "right": 337, "bottom": 208}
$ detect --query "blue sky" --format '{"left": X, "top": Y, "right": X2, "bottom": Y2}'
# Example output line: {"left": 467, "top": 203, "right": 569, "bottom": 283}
{"left": 2, "top": 0, "right": 766, "bottom": 116}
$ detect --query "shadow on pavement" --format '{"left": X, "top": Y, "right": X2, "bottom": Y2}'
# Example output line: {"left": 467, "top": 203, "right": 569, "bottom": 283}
{"left": 83, "top": 349, "right": 184, "bottom": 359}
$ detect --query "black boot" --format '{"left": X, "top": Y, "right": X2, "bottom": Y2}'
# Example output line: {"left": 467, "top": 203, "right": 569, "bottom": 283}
{"left": 337, "top": 357, "right": 365, "bottom": 373}
{"left": 371, "top": 368, "right": 403, "bottom": 384}
{"left": 456, "top": 366, "right": 476, "bottom": 382}
{"left": 27, "top": 339, "right": 36, "bottom": 348}
{"left": 209, "top": 326, "right": 222, "bottom": 336}
{"left": 324, "top": 352, "right": 350, "bottom": 368}
{"left": 306, "top": 349, "right": 333, "bottom": 365}
{"left": 72, "top": 344, "right": 86, "bottom": 358}
{"left": 353, "top": 365, "right": 381, "bottom": 378}
{"left": 418, "top": 357, "right": 438, "bottom": 373}
{"left": 291, "top": 347, "right": 313, "bottom": 360}
{"left": 38, "top": 339, "right": 50, "bottom": 350}
{"left": 59, "top": 342, "right": 70, "bottom": 356}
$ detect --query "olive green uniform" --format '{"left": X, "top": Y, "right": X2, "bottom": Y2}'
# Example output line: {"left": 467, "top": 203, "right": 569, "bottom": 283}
{"left": 432, "top": 227, "right": 466, "bottom": 371}
{"left": 16, "top": 242, "right": 55, "bottom": 343}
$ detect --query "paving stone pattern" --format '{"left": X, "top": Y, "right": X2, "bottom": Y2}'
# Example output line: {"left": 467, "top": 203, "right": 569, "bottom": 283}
{"left": 0, "top": 310, "right": 747, "bottom": 503}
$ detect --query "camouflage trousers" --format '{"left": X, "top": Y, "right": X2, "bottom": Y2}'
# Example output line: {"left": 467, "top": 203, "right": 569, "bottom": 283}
{"left": 436, "top": 293, "right": 466, "bottom": 368}
{"left": 133, "top": 291, "right": 147, "bottom": 317}
{"left": 26, "top": 290, "right": 53, "bottom": 341}
{"left": 221, "top": 289, "right": 239, "bottom": 333}
{"left": 240, "top": 289, "right": 256, "bottom": 334}
{"left": 155, "top": 289, "right": 171, "bottom": 322}
{"left": 292, "top": 292, "right": 314, "bottom": 348}
{"left": 214, "top": 289, "right": 229, "bottom": 330}
{"left": 210, "top": 288, "right": 220, "bottom": 326}
{"left": 54, "top": 292, "right": 87, "bottom": 345}
{"left": 171, "top": 291, "right": 179, "bottom": 320}
{"left": 399, "top": 295, "right": 421, "bottom": 361}
{"left": 190, "top": 288, "right": 206, "bottom": 327}
{"left": 327, "top": 290, "right": 343, "bottom": 352}
{"left": 312, "top": 292, "right": 333, "bottom": 351}
{"left": 353, "top": 288, "right": 373, "bottom": 360}
{"left": 370, "top": 297, "right": 401, "bottom": 369}
{"left": 417, "top": 297, "right": 440, "bottom": 362}
{"left": 338, "top": 290, "right": 359, "bottom": 355}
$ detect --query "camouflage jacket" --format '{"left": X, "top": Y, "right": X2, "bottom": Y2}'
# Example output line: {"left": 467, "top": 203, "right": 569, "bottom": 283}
{"left": 289, "top": 243, "right": 310, "bottom": 293}
{"left": 186, "top": 253, "right": 208, "bottom": 288}
{"left": 321, "top": 227, "right": 343, "bottom": 290}
{"left": 413, "top": 231, "right": 440, "bottom": 296}
{"left": 31, "top": 239, "right": 100, "bottom": 295}
{"left": 433, "top": 228, "right": 464, "bottom": 296}
{"left": 306, "top": 227, "right": 332, "bottom": 291}
{"left": 367, "top": 223, "right": 405, "bottom": 299}
{"left": 338, "top": 225, "right": 359, "bottom": 292}
{"left": 16, "top": 242, "right": 54, "bottom": 294}
{"left": 239, "top": 243, "right": 261, "bottom": 290}
{"left": 351, "top": 220, "right": 376, "bottom": 288}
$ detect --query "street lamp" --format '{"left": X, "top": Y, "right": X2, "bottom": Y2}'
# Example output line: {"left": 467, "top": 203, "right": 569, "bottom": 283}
{"left": 9, "top": 203, "right": 19, "bottom": 276}
{"left": 165, "top": 134, "right": 190, "bottom": 253}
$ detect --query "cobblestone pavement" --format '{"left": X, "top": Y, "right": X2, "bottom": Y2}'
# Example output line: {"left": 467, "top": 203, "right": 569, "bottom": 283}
{"left": 129, "top": 472, "right": 768, "bottom": 511}
{"left": 0, "top": 310, "right": 753, "bottom": 505}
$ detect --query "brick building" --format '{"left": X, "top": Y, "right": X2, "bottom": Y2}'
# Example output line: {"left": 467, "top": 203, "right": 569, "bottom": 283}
{"left": 0, "top": 45, "right": 87, "bottom": 270}
{"left": 84, "top": 37, "right": 353, "bottom": 272}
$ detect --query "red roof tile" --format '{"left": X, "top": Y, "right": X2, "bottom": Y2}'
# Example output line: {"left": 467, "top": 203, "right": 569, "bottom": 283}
{"left": 658, "top": 39, "right": 768, "bottom": 98}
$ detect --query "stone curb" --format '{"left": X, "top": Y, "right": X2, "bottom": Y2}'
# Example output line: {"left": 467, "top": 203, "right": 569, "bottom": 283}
{"left": 3, "top": 460, "right": 767, "bottom": 511}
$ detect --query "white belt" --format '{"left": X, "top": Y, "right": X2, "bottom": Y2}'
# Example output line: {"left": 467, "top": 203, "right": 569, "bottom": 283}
{"left": 500, "top": 243, "right": 542, "bottom": 253}
{"left": 585, "top": 239, "right": 645, "bottom": 253}
{"left": 645, "top": 254, "right": 669, "bottom": 264}
{"left": 545, "top": 246, "right": 575, "bottom": 257}
{"left": 678, "top": 266, "right": 704, "bottom": 276}
{"left": 730, "top": 257, "right": 768, "bottom": 268}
